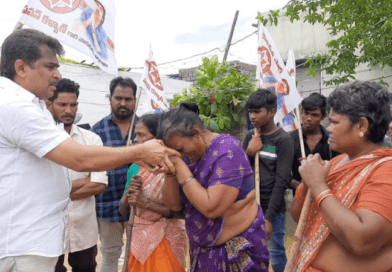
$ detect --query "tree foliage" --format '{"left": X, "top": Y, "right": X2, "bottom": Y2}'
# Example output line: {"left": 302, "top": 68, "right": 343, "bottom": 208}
{"left": 171, "top": 56, "right": 255, "bottom": 132}
{"left": 258, "top": 0, "right": 392, "bottom": 86}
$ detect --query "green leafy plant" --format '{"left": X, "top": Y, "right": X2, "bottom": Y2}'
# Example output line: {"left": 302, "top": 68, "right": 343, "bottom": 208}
{"left": 171, "top": 56, "right": 256, "bottom": 132}
{"left": 258, "top": 0, "right": 392, "bottom": 86}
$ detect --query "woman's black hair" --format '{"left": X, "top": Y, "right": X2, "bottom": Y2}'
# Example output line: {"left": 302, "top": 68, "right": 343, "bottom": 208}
{"left": 327, "top": 80, "right": 391, "bottom": 143}
{"left": 138, "top": 113, "right": 160, "bottom": 137}
{"left": 157, "top": 103, "right": 204, "bottom": 141}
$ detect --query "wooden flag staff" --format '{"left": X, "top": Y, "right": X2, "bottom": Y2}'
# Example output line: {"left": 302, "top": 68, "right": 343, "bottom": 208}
{"left": 122, "top": 87, "right": 143, "bottom": 272}
{"left": 255, "top": 150, "right": 261, "bottom": 205}
{"left": 284, "top": 106, "right": 309, "bottom": 272}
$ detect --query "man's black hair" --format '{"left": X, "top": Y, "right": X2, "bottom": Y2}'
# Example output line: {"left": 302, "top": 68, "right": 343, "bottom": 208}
{"left": 0, "top": 29, "right": 64, "bottom": 80}
{"left": 301, "top": 93, "right": 327, "bottom": 115}
{"left": 245, "top": 89, "right": 277, "bottom": 112}
{"left": 49, "top": 78, "right": 80, "bottom": 102}
{"left": 109, "top": 76, "right": 137, "bottom": 97}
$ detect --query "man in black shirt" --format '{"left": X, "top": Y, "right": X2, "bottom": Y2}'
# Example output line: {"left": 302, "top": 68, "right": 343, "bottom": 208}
{"left": 243, "top": 89, "right": 293, "bottom": 272}
{"left": 290, "top": 93, "right": 339, "bottom": 191}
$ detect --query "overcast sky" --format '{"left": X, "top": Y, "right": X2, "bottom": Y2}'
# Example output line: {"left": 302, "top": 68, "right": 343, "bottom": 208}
{"left": 1, "top": 0, "right": 289, "bottom": 75}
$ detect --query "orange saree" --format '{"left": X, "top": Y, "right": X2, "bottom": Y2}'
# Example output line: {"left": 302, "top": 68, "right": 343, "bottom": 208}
{"left": 128, "top": 168, "right": 187, "bottom": 272}
{"left": 294, "top": 148, "right": 392, "bottom": 272}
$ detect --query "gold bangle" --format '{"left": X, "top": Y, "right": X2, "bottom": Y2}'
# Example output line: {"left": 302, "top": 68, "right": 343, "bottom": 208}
{"left": 180, "top": 177, "right": 194, "bottom": 187}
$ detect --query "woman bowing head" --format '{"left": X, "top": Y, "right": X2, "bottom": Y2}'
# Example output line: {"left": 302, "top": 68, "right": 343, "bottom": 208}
{"left": 158, "top": 103, "right": 270, "bottom": 272}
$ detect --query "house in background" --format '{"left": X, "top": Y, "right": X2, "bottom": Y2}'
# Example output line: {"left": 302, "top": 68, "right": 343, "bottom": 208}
{"left": 258, "top": 11, "right": 392, "bottom": 98}
{"left": 175, "top": 12, "right": 392, "bottom": 99}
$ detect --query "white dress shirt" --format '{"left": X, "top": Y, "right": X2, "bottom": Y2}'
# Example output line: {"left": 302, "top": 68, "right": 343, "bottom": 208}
{"left": 0, "top": 77, "right": 70, "bottom": 259}
{"left": 64, "top": 125, "right": 108, "bottom": 253}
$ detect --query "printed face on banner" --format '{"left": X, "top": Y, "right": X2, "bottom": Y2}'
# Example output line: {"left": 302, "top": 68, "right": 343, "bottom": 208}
{"left": 256, "top": 25, "right": 303, "bottom": 127}
{"left": 19, "top": 0, "right": 118, "bottom": 75}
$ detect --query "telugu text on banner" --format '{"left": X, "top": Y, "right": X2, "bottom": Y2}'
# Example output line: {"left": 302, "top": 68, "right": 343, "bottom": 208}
{"left": 139, "top": 50, "right": 169, "bottom": 114}
{"left": 19, "top": 0, "right": 118, "bottom": 75}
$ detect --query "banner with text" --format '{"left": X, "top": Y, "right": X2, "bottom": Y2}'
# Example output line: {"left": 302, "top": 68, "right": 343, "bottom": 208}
{"left": 256, "top": 24, "right": 302, "bottom": 126}
{"left": 139, "top": 50, "right": 169, "bottom": 114}
{"left": 19, "top": 0, "right": 118, "bottom": 75}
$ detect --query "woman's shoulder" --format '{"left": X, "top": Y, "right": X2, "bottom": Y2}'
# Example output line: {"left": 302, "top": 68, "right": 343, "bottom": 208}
{"left": 215, "top": 134, "right": 242, "bottom": 148}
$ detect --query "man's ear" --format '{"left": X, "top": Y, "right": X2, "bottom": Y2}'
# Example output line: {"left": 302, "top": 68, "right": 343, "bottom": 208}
{"left": 14, "top": 59, "right": 29, "bottom": 79}
{"left": 268, "top": 108, "right": 276, "bottom": 117}
{"left": 46, "top": 100, "right": 53, "bottom": 113}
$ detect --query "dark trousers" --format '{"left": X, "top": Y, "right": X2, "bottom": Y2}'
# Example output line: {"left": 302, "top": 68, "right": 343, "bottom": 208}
{"left": 55, "top": 245, "right": 97, "bottom": 272}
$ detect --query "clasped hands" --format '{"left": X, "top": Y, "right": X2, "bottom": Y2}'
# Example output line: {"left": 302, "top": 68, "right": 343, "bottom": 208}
{"left": 298, "top": 153, "right": 332, "bottom": 198}
{"left": 125, "top": 175, "right": 146, "bottom": 210}
{"left": 136, "top": 139, "right": 181, "bottom": 175}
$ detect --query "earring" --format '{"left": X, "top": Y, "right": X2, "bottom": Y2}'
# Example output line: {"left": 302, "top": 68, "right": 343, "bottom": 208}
{"left": 359, "top": 132, "right": 364, "bottom": 138}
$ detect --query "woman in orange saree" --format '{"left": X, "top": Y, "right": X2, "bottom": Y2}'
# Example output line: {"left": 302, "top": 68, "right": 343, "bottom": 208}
{"left": 291, "top": 81, "right": 392, "bottom": 272}
{"left": 119, "top": 114, "right": 187, "bottom": 272}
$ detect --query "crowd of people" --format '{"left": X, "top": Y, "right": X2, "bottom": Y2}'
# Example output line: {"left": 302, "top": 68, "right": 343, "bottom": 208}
{"left": 1, "top": 29, "right": 392, "bottom": 272}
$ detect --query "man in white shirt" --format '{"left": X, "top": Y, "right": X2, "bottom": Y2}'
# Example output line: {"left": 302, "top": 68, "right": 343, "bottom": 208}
{"left": 0, "top": 29, "right": 179, "bottom": 272}
{"left": 46, "top": 78, "right": 108, "bottom": 272}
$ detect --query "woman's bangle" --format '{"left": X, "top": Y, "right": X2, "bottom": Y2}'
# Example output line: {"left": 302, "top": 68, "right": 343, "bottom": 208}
{"left": 180, "top": 176, "right": 194, "bottom": 187}
{"left": 316, "top": 190, "right": 335, "bottom": 207}
{"left": 295, "top": 184, "right": 305, "bottom": 203}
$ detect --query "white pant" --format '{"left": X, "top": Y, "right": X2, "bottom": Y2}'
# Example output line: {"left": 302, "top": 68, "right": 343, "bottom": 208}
{"left": 97, "top": 217, "right": 125, "bottom": 272}
{"left": 0, "top": 255, "right": 58, "bottom": 272}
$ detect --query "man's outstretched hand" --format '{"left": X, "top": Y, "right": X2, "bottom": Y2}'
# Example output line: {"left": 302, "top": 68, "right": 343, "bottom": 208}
{"left": 136, "top": 139, "right": 181, "bottom": 174}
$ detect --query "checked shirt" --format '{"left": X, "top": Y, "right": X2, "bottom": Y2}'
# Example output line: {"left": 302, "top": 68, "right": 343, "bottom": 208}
{"left": 91, "top": 114, "right": 136, "bottom": 222}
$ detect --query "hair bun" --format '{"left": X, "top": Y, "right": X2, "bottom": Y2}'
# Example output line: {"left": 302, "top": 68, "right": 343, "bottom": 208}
{"left": 180, "top": 102, "right": 199, "bottom": 114}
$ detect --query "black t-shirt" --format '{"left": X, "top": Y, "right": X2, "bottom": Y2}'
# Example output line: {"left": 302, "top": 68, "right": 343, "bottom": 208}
{"left": 243, "top": 128, "right": 294, "bottom": 222}
{"left": 290, "top": 126, "right": 339, "bottom": 183}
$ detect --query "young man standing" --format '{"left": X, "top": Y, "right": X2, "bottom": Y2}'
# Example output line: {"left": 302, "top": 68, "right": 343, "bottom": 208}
{"left": 91, "top": 76, "right": 137, "bottom": 272}
{"left": 289, "top": 93, "right": 339, "bottom": 190}
{"left": 46, "top": 78, "right": 108, "bottom": 272}
{"left": 243, "top": 89, "right": 294, "bottom": 272}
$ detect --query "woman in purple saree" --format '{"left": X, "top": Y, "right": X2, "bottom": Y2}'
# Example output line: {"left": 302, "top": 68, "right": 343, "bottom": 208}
{"left": 159, "top": 103, "right": 270, "bottom": 272}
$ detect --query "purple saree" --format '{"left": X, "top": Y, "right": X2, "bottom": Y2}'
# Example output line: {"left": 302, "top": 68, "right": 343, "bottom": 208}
{"left": 183, "top": 134, "right": 270, "bottom": 272}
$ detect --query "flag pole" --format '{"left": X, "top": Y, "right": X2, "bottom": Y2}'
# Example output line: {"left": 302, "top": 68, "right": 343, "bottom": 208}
{"left": 122, "top": 87, "right": 142, "bottom": 272}
{"left": 255, "top": 151, "right": 261, "bottom": 205}
{"left": 284, "top": 106, "right": 309, "bottom": 272}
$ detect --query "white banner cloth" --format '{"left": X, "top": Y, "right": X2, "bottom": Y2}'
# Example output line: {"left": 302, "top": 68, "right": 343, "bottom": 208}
{"left": 256, "top": 24, "right": 302, "bottom": 126}
{"left": 19, "top": 0, "right": 118, "bottom": 75}
{"left": 138, "top": 50, "right": 169, "bottom": 114}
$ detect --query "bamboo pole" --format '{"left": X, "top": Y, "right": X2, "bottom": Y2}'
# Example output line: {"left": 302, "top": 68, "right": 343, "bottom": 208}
{"left": 122, "top": 87, "right": 143, "bottom": 272}
{"left": 255, "top": 152, "right": 260, "bottom": 205}
{"left": 284, "top": 106, "right": 309, "bottom": 272}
